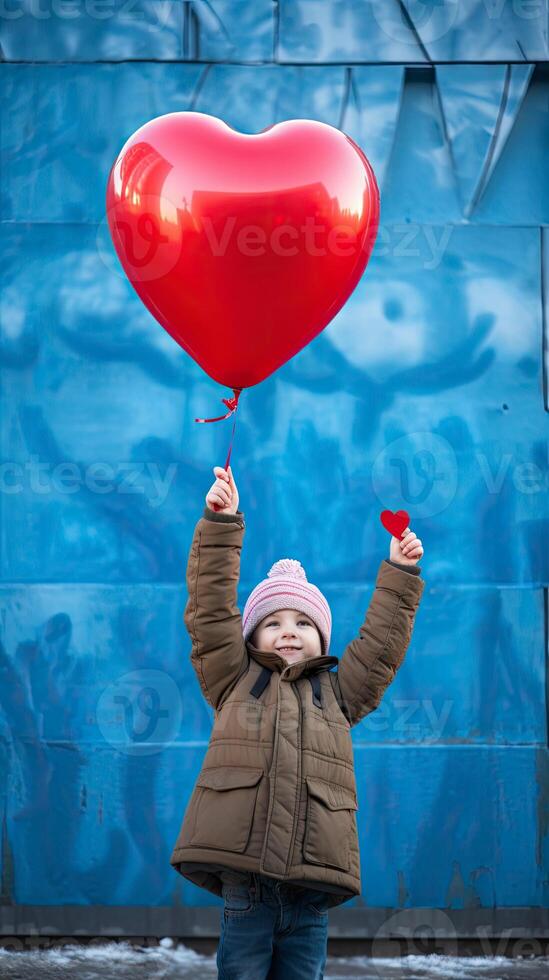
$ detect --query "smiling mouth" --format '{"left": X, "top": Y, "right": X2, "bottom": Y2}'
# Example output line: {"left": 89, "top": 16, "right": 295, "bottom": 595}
{"left": 278, "top": 647, "right": 301, "bottom": 653}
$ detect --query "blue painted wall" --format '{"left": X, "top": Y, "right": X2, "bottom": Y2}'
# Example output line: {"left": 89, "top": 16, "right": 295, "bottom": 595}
{"left": 0, "top": 3, "right": 548, "bottom": 924}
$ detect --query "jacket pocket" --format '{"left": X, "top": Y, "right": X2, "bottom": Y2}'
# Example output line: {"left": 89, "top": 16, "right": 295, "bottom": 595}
{"left": 303, "top": 776, "right": 358, "bottom": 872}
{"left": 187, "top": 767, "right": 264, "bottom": 853}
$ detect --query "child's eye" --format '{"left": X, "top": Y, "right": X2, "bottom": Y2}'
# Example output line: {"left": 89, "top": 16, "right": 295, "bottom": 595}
{"left": 266, "top": 620, "right": 310, "bottom": 627}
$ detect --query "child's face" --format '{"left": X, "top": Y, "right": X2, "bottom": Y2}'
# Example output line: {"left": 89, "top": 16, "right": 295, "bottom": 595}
{"left": 250, "top": 608, "right": 322, "bottom": 664}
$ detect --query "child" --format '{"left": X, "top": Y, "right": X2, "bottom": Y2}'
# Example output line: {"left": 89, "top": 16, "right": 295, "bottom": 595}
{"left": 170, "top": 465, "right": 425, "bottom": 979}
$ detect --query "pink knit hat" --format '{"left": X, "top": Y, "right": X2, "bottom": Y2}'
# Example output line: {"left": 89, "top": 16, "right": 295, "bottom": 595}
{"left": 242, "top": 558, "right": 332, "bottom": 656}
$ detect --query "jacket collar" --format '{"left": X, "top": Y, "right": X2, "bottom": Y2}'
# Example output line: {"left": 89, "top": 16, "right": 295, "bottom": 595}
{"left": 246, "top": 642, "right": 339, "bottom": 681}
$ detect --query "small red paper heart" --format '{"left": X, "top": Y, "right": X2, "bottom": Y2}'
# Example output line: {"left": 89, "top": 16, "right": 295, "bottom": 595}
{"left": 380, "top": 509, "right": 410, "bottom": 540}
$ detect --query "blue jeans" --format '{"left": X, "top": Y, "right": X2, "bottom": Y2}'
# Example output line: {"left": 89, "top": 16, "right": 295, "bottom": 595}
{"left": 216, "top": 872, "right": 330, "bottom": 979}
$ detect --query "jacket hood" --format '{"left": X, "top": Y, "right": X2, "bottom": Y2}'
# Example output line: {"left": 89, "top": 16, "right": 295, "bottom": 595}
{"left": 246, "top": 641, "right": 339, "bottom": 681}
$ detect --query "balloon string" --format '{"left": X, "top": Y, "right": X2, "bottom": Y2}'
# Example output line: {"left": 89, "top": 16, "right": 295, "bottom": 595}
{"left": 194, "top": 388, "right": 243, "bottom": 471}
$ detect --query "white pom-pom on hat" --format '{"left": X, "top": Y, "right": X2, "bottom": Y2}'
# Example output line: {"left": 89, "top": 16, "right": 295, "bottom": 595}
{"left": 267, "top": 558, "right": 308, "bottom": 582}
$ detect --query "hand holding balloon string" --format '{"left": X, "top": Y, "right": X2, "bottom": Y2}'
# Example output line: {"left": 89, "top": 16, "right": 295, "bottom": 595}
{"left": 205, "top": 466, "right": 239, "bottom": 515}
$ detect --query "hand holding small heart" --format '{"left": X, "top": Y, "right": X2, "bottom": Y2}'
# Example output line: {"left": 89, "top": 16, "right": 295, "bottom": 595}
{"left": 389, "top": 526, "right": 424, "bottom": 566}
{"left": 380, "top": 509, "right": 424, "bottom": 567}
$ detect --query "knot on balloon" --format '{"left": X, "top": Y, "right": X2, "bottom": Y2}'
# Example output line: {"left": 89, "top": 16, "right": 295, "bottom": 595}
{"left": 194, "top": 387, "right": 243, "bottom": 424}
{"left": 222, "top": 395, "right": 239, "bottom": 412}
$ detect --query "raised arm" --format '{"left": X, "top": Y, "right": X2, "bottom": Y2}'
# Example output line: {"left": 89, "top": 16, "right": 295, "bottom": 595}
{"left": 332, "top": 559, "right": 425, "bottom": 728}
{"left": 184, "top": 466, "right": 248, "bottom": 710}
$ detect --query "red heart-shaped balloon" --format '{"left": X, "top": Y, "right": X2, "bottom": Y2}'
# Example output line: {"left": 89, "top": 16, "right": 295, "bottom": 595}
{"left": 106, "top": 111, "right": 380, "bottom": 389}
{"left": 380, "top": 509, "right": 410, "bottom": 540}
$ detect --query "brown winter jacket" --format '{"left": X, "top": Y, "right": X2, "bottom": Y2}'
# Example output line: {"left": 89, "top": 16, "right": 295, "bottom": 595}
{"left": 170, "top": 506, "right": 425, "bottom": 910}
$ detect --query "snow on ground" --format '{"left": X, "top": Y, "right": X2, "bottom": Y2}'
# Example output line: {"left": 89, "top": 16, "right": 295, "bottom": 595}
{"left": 0, "top": 943, "right": 547, "bottom": 979}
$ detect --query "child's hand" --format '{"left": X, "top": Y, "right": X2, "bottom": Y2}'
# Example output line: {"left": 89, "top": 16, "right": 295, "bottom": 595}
{"left": 389, "top": 526, "right": 424, "bottom": 566}
{"left": 205, "top": 465, "right": 239, "bottom": 515}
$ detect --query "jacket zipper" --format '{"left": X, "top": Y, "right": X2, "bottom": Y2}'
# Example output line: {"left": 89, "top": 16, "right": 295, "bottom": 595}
{"left": 288, "top": 679, "right": 302, "bottom": 873}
